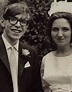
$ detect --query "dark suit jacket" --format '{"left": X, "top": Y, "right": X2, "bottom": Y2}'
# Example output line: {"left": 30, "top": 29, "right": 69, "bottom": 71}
{"left": 0, "top": 36, "right": 44, "bottom": 92}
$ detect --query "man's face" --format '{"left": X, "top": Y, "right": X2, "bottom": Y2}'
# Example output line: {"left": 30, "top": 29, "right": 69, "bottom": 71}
{"left": 3, "top": 13, "right": 29, "bottom": 41}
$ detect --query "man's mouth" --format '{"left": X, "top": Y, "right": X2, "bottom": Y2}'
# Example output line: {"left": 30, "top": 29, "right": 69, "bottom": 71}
{"left": 11, "top": 29, "right": 22, "bottom": 33}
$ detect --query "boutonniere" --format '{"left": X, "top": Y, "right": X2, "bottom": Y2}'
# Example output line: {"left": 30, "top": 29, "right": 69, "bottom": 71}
{"left": 22, "top": 49, "right": 30, "bottom": 56}
{"left": 22, "top": 49, "right": 31, "bottom": 61}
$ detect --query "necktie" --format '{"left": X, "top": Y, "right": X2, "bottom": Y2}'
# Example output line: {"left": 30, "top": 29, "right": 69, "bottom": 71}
{"left": 9, "top": 46, "right": 18, "bottom": 92}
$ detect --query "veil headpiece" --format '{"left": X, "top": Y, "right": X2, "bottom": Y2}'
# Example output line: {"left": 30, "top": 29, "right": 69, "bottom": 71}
{"left": 48, "top": 0, "right": 72, "bottom": 16}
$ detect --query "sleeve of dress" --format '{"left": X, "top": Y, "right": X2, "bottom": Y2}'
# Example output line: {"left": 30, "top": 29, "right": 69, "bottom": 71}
{"left": 41, "top": 57, "right": 52, "bottom": 92}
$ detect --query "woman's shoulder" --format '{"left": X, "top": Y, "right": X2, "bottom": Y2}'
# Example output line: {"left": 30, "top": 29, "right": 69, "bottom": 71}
{"left": 42, "top": 51, "right": 55, "bottom": 65}
{"left": 43, "top": 51, "right": 53, "bottom": 59}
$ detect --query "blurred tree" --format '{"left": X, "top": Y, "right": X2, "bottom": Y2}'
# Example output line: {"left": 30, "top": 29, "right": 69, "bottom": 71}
{"left": 20, "top": 0, "right": 53, "bottom": 61}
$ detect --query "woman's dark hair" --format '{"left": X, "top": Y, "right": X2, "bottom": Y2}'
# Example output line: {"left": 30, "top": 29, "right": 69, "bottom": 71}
{"left": 47, "top": 12, "right": 72, "bottom": 50}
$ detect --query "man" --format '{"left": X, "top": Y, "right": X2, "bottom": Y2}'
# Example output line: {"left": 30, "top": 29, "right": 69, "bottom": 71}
{"left": 0, "top": 1, "right": 43, "bottom": 92}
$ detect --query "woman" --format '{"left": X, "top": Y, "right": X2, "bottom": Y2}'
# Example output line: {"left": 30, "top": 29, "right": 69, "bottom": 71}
{"left": 41, "top": 11, "right": 72, "bottom": 92}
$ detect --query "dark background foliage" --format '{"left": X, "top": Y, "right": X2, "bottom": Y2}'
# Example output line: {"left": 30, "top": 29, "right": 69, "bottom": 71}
{"left": 20, "top": 0, "right": 53, "bottom": 62}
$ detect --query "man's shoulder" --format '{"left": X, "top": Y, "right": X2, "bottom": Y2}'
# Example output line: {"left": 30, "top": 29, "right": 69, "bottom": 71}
{"left": 20, "top": 41, "right": 37, "bottom": 53}
{"left": 20, "top": 41, "right": 38, "bottom": 61}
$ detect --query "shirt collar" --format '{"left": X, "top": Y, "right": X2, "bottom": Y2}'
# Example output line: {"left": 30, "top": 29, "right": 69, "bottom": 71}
{"left": 2, "top": 34, "right": 19, "bottom": 51}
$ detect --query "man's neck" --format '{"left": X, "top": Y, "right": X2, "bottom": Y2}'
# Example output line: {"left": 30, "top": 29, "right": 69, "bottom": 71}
{"left": 3, "top": 33, "right": 18, "bottom": 46}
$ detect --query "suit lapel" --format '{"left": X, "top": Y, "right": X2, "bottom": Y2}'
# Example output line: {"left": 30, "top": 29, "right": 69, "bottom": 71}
{"left": 0, "top": 36, "right": 29, "bottom": 76}
{"left": 0, "top": 36, "right": 10, "bottom": 72}
{"left": 18, "top": 42, "right": 27, "bottom": 77}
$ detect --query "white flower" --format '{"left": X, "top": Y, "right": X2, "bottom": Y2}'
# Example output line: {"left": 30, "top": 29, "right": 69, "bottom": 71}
{"left": 22, "top": 49, "right": 30, "bottom": 56}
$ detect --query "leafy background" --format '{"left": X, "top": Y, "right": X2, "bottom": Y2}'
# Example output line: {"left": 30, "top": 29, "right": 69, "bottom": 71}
{"left": 21, "top": 0, "right": 53, "bottom": 63}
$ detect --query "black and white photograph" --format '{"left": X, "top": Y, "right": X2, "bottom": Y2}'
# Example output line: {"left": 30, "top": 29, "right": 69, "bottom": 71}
{"left": 0, "top": 0, "right": 72, "bottom": 92}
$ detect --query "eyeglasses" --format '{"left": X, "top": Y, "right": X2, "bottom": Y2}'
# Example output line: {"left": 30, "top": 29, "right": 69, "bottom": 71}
{"left": 9, "top": 17, "right": 29, "bottom": 26}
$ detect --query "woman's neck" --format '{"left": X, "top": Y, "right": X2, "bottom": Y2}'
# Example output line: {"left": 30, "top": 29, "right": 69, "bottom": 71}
{"left": 55, "top": 44, "right": 72, "bottom": 57}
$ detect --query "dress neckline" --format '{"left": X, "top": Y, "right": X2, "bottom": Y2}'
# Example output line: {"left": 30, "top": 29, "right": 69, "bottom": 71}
{"left": 51, "top": 51, "right": 72, "bottom": 58}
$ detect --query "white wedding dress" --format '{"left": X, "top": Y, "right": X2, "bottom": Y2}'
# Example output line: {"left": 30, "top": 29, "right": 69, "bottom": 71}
{"left": 42, "top": 52, "right": 72, "bottom": 92}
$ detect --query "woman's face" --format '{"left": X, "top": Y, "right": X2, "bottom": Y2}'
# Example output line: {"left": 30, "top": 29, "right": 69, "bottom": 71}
{"left": 51, "top": 18, "right": 72, "bottom": 47}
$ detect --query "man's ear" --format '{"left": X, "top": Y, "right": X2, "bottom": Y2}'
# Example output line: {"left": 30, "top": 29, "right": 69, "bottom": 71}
{"left": 0, "top": 17, "right": 5, "bottom": 28}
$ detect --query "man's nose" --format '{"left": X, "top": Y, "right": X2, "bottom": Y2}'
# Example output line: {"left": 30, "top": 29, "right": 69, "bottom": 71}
{"left": 15, "top": 21, "right": 21, "bottom": 27}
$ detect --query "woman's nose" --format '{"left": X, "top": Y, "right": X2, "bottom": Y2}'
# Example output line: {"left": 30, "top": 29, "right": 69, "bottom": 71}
{"left": 57, "top": 30, "right": 63, "bottom": 37}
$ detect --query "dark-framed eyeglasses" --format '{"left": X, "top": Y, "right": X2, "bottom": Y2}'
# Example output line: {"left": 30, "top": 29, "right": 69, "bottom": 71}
{"left": 8, "top": 17, "right": 29, "bottom": 26}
